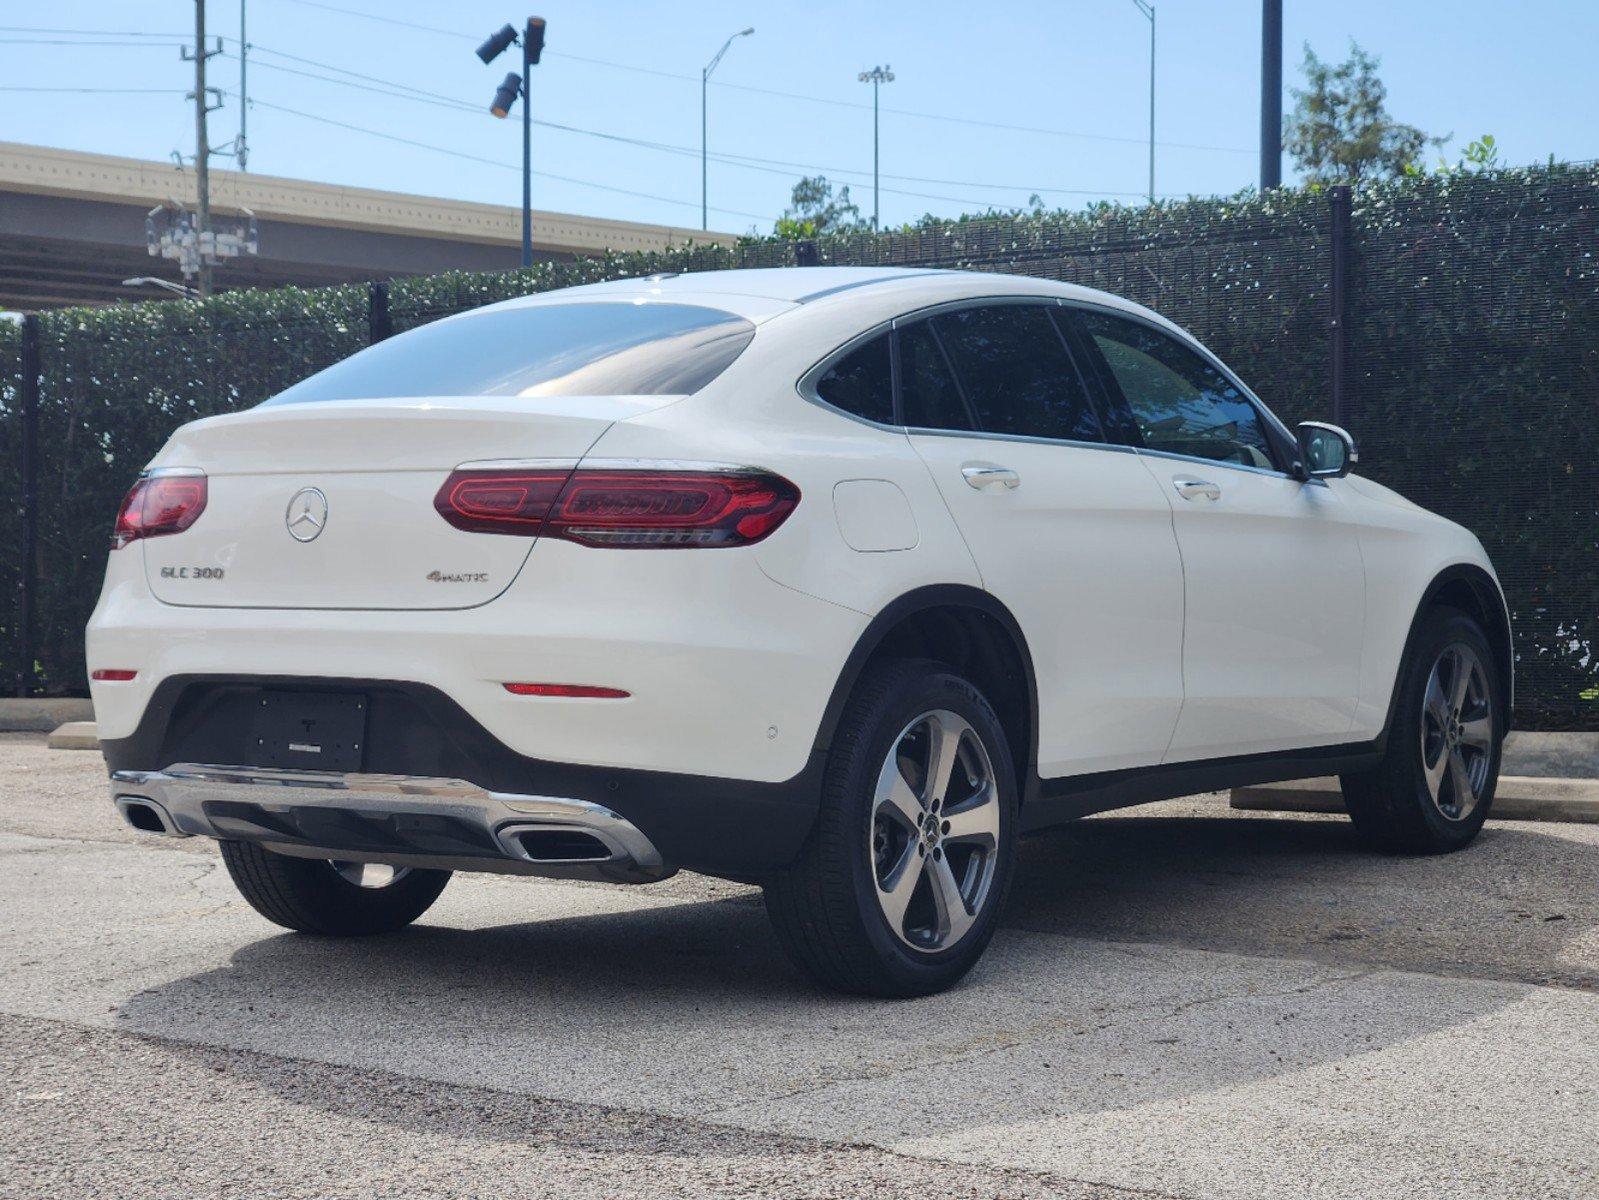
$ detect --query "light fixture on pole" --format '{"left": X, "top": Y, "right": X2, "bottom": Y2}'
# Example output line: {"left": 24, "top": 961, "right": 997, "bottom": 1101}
{"left": 1131, "top": 1, "right": 1155, "bottom": 204}
{"left": 702, "top": 27, "right": 754, "bottom": 232}
{"left": 478, "top": 16, "right": 547, "bottom": 268}
{"left": 857, "top": 64, "right": 894, "bottom": 229}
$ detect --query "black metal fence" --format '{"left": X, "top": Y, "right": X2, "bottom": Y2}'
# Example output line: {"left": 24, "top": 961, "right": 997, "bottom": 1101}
{"left": 3, "top": 165, "right": 1596, "bottom": 727}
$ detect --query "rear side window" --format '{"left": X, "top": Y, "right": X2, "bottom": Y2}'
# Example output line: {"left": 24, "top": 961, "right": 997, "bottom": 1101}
{"left": 897, "top": 319, "right": 973, "bottom": 432}
{"left": 931, "top": 304, "right": 1102, "bottom": 442}
{"left": 814, "top": 333, "right": 894, "bottom": 424}
{"left": 262, "top": 301, "right": 755, "bottom": 405}
{"left": 1078, "top": 309, "right": 1276, "bottom": 469}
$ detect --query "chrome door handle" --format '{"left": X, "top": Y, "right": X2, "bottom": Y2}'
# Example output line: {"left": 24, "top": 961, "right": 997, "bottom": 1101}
{"left": 962, "top": 465, "right": 1021, "bottom": 491}
{"left": 1173, "top": 477, "right": 1222, "bottom": 502}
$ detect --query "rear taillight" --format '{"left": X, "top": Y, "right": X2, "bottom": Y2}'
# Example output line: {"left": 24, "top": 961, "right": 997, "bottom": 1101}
{"left": 435, "top": 465, "right": 800, "bottom": 548}
{"left": 111, "top": 471, "right": 208, "bottom": 550}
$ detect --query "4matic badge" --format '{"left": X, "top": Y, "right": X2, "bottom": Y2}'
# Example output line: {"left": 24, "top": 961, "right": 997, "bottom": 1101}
{"left": 427, "top": 570, "right": 489, "bottom": 583}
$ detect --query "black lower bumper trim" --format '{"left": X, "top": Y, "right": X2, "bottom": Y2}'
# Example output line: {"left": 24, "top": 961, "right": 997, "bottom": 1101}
{"left": 100, "top": 676, "right": 823, "bottom": 879}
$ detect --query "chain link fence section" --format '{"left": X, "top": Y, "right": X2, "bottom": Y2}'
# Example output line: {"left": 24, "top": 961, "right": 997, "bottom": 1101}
{"left": 2, "top": 166, "right": 1595, "bottom": 725}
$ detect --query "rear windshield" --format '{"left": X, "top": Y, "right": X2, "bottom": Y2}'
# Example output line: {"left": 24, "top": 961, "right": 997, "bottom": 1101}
{"left": 261, "top": 301, "right": 755, "bottom": 405}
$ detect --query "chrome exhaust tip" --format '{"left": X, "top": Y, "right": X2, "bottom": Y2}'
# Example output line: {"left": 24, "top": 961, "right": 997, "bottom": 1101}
{"left": 114, "top": 795, "right": 190, "bottom": 838}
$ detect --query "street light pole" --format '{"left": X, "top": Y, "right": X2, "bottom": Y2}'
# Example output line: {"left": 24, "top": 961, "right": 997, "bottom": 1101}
{"left": 857, "top": 65, "right": 894, "bottom": 229}
{"left": 1260, "top": 0, "right": 1283, "bottom": 190}
{"left": 478, "top": 17, "right": 545, "bottom": 268}
{"left": 522, "top": 30, "right": 532, "bottom": 265}
{"left": 702, "top": 27, "right": 754, "bottom": 232}
{"left": 1131, "top": 1, "right": 1155, "bottom": 204}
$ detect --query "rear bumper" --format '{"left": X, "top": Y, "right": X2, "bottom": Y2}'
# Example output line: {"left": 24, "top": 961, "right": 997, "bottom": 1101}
{"left": 99, "top": 676, "right": 825, "bottom": 879}
{"left": 87, "top": 540, "right": 867, "bottom": 785}
{"left": 112, "top": 764, "right": 672, "bottom": 884}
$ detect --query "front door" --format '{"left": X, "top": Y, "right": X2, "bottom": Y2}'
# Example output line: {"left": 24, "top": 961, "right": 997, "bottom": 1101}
{"left": 1070, "top": 306, "right": 1366, "bottom": 760}
{"left": 897, "top": 301, "right": 1186, "bottom": 779}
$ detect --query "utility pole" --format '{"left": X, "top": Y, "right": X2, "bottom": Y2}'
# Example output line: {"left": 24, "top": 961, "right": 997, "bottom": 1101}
{"left": 1131, "top": 2, "right": 1155, "bottom": 204}
{"left": 702, "top": 28, "right": 754, "bottom": 232}
{"left": 1260, "top": 0, "right": 1282, "bottom": 190}
{"left": 184, "top": 0, "right": 223, "bottom": 297}
{"left": 237, "top": 0, "right": 249, "bottom": 170}
{"left": 857, "top": 65, "right": 894, "bottom": 229}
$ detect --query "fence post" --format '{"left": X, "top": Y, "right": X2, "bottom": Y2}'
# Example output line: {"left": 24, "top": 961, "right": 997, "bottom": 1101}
{"left": 1328, "top": 184, "right": 1352, "bottom": 428}
{"left": 367, "top": 280, "right": 392, "bottom": 345}
{"left": 16, "top": 315, "right": 40, "bottom": 698}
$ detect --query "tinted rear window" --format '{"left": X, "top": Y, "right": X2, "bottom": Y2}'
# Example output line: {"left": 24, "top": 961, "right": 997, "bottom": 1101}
{"left": 262, "top": 302, "right": 755, "bottom": 405}
{"left": 932, "top": 304, "right": 1102, "bottom": 443}
{"left": 813, "top": 333, "right": 894, "bottom": 424}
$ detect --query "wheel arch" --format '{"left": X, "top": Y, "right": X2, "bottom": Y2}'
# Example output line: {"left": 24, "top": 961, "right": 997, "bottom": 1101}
{"left": 1388, "top": 563, "right": 1514, "bottom": 737}
{"left": 809, "top": 585, "right": 1041, "bottom": 806}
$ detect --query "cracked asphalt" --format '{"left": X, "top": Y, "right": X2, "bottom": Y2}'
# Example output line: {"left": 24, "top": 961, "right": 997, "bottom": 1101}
{"left": 2, "top": 732, "right": 1597, "bottom": 1199}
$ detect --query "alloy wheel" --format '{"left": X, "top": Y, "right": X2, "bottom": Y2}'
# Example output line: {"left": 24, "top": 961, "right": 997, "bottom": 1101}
{"left": 1419, "top": 642, "right": 1493, "bottom": 821}
{"left": 870, "top": 709, "right": 1001, "bottom": 952}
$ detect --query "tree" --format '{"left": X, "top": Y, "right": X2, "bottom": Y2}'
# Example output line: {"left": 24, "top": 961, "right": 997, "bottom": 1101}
{"left": 775, "top": 176, "right": 865, "bottom": 238}
{"left": 1285, "top": 42, "right": 1445, "bottom": 184}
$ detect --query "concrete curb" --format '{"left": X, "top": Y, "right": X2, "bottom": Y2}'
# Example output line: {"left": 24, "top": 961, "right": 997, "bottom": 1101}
{"left": 1232, "top": 775, "right": 1599, "bottom": 824}
{"left": 0, "top": 698, "right": 93, "bottom": 732}
{"left": 47, "top": 721, "right": 100, "bottom": 751}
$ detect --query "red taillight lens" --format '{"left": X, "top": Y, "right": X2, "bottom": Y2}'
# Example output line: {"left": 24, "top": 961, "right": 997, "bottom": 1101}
{"left": 91, "top": 669, "right": 138, "bottom": 682}
{"left": 502, "top": 682, "right": 630, "bottom": 698}
{"left": 435, "top": 466, "right": 799, "bottom": 548}
{"left": 111, "top": 473, "right": 208, "bottom": 550}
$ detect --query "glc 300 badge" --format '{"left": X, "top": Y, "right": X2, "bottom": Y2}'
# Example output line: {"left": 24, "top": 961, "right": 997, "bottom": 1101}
{"left": 285, "top": 487, "right": 328, "bottom": 543}
{"left": 427, "top": 570, "right": 489, "bottom": 583}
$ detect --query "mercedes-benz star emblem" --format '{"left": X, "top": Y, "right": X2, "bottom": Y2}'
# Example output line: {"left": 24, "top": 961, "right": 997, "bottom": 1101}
{"left": 285, "top": 487, "right": 329, "bottom": 543}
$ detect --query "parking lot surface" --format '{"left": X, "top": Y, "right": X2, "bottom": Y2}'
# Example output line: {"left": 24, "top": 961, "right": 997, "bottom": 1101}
{"left": 2, "top": 731, "right": 1596, "bottom": 1199}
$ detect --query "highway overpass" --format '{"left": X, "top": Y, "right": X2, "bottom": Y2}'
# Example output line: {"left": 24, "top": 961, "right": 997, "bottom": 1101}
{"left": 0, "top": 141, "right": 739, "bottom": 310}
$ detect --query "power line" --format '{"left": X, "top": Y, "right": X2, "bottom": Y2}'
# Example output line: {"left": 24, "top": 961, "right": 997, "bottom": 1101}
{"left": 268, "top": 0, "right": 472, "bottom": 41}
{"left": 228, "top": 46, "right": 1156, "bottom": 203}
{"left": 258, "top": 0, "right": 1251, "bottom": 154}
{"left": 0, "top": 85, "right": 188, "bottom": 94}
{"left": 0, "top": 37, "right": 187, "bottom": 47}
{"left": 0, "top": 24, "right": 189, "bottom": 37}
{"left": 237, "top": 95, "right": 772, "bottom": 222}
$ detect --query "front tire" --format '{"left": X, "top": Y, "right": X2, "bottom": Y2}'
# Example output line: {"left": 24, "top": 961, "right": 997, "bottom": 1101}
{"left": 764, "top": 660, "right": 1018, "bottom": 997}
{"left": 1340, "top": 608, "right": 1502, "bottom": 853}
{"left": 220, "top": 841, "right": 451, "bottom": 935}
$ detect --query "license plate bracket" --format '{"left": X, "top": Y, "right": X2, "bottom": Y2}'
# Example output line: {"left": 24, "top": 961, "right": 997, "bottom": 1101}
{"left": 251, "top": 691, "right": 367, "bottom": 772}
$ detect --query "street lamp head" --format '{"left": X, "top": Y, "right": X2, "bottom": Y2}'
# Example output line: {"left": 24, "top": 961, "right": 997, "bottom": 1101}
{"left": 490, "top": 72, "right": 523, "bottom": 117}
{"left": 524, "top": 17, "right": 547, "bottom": 65}
{"left": 858, "top": 64, "right": 894, "bottom": 84}
{"left": 476, "top": 23, "right": 518, "bottom": 64}
{"left": 738, "top": 26, "right": 755, "bottom": 36}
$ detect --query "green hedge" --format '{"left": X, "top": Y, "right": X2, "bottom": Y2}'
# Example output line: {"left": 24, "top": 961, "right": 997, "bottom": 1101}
{"left": 5, "top": 165, "right": 1597, "bottom": 726}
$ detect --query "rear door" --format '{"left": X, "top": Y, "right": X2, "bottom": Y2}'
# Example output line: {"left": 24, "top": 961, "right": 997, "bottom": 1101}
{"left": 1067, "top": 305, "right": 1366, "bottom": 759}
{"left": 901, "top": 301, "right": 1185, "bottom": 778}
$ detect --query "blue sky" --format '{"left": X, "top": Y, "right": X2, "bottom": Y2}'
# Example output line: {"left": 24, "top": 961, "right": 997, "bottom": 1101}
{"left": 4, "top": 1, "right": 1596, "bottom": 234}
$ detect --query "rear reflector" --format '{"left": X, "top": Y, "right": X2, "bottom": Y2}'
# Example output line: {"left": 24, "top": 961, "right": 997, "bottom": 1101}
{"left": 91, "top": 669, "right": 138, "bottom": 682}
{"left": 112, "top": 472, "right": 207, "bottom": 550}
{"left": 436, "top": 466, "right": 799, "bottom": 548}
{"left": 502, "top": 682, "right": 630, "bottom": 699}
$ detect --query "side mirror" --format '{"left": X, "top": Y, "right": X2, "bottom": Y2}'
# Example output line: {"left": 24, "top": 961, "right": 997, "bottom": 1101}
{"left": 1294, "top": 421, "right": 1357, "bottom": 480}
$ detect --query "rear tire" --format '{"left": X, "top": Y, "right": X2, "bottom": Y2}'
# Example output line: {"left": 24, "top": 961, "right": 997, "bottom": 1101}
{"left": 764, "top": 660, "right": 1018, "bottom": 997}
{"left": 1340, "top": 608, "right": 1502, "bottom": 854}
{"left": 219, "top": 841, "right": 451, "bottom": 935}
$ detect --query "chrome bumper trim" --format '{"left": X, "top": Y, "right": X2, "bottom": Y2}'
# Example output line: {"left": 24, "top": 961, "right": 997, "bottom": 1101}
{"left": 110, "top": 764, "right": 672, "bottom": 883}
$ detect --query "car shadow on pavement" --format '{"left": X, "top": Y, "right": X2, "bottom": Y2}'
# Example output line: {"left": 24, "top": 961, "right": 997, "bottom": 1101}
{"left": 1011, "top": 811, "right": 1599, "bottom": 990}
{"left": 109, "top": 810, "right": 1596, "bottom": 1132}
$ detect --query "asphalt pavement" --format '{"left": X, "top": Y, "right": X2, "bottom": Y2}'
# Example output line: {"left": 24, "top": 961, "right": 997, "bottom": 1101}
{"left": 2, "top": 732, "right": 1595, "bottom": 1199}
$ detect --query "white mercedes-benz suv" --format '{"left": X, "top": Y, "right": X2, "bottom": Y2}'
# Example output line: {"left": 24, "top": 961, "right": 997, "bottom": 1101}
{"left": 89, "top": 267, "right": 1510, "bottom": 996}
